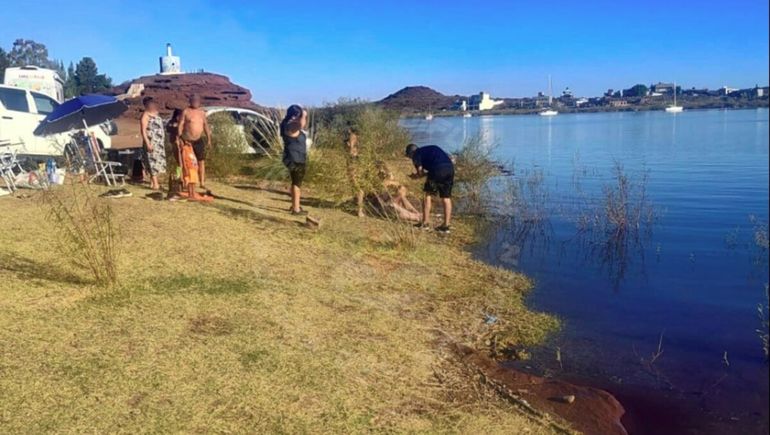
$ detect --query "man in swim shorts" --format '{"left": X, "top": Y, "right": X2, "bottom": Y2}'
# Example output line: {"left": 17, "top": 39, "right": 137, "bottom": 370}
{"left": 178, "top": 94, "right": 213, "bottom": 202}
{"left": 178, "top": 94, "right": 212, "bottom": 189}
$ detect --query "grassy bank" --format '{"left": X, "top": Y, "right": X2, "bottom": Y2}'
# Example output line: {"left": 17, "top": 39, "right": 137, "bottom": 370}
{"left": 0, "top": 176, "right": 560, "bottom": 433}
{"left": 0, "top": 104, "right": 564, "bottom": 433}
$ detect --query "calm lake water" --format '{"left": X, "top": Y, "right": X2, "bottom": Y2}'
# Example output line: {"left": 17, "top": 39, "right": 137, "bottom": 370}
{"left": 402, "top": 109, "right": 769, "bottom": 434}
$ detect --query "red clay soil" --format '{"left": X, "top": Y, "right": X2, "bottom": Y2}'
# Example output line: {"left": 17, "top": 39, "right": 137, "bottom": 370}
{"left": 453, "top": 344, "right": 628, "bottom": 435}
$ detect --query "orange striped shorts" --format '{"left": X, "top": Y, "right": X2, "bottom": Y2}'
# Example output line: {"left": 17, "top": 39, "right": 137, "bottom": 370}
{"left": 180, "top": 141, "right": 199, "bottom": 185}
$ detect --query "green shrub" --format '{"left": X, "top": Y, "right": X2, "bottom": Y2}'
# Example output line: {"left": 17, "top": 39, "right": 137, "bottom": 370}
{"left": 253, "top": 103, "right": 410, "bottom": 205}
{"left": 453, "top": 135, "right": 499, "bottom": 216}
{"left": 207, "top": 112, "right": 250, "bottom": 179}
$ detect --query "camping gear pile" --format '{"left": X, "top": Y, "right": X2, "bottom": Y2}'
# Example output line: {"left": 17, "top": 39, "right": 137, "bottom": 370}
{"left": 1, "top": 95, "right": 127, "bottom": 196}
{"left": 35, "top": 95, "right": 128, "bottom": 187}
{"left": 1, "top": 141, "right": 50, "bottom": 193}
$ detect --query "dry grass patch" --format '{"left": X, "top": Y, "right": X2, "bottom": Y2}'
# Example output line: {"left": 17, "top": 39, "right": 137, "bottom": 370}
{"left": 0, "top": 178, "right": 559, "bottom": 434}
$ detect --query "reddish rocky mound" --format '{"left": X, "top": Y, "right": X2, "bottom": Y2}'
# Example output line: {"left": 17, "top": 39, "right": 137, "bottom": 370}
{"left": 378, "top": 86, "right": 459, "bottom": 113}
{"left": 109, "top": 72, "right": 263, "bottom": 120}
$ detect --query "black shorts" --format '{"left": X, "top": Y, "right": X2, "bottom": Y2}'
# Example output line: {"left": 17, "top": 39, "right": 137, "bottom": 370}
{"left": 192, "top": 138, "right": 207, "bottom": 161}
{"left": 424, "top": 165, "right": 454, "bottom": 198}
{"left": 287, "top": 162, "right": 306, "bottom": 187}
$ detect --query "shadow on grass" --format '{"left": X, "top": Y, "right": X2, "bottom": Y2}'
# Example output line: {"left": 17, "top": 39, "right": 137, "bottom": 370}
{"left": 231, "top": 183, "right": 337, "bottom": 209}
{"left": 209, "top": 193, "right": 255, "bottom": 208}
{"left": 0, "top": 252, "right": 88, "bottom": 285}
{"left": 150, "top": 275, "right": 255, "bottom": 295}
{"left": 144, "top": 192, "right": 165, "bottom": 201}
{"left": 232, "top": 184, "right": 289, "bottom": 197}
{"left": 87, "top": 274, "right": 261, "bottom": 306}
{"left": 271, "top": 196, "right": 338, "bottom": 210}
{"left": 208, "top": 202, "right": 305, "bottom": 228}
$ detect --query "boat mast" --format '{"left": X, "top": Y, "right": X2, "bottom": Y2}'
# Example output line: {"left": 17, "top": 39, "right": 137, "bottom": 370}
{"left": 673, "top": 81, "right": 677, "bottom": 106}
{"left": 548, "top": 75, "right": 553, "bottom": 106}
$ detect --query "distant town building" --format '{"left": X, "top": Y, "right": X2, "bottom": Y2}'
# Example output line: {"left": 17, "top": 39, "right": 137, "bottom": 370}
{"left": 451, "top": 99, "right": 469, "bottom": 111}
{"left": 607, "top": 98, "right": 629, "bottom": 108}
{"left": 468, "top": 92, "right": 504, "bottom": 111}
{"left": 683, "top": 87, "right": 709, "bottom": 97}
{"left": 651, "top": 82, "right": 675, "bottom": 95}
{"left": 160, "top": 43, "right": 182, "bottom": 75}
{"left": 575, "top": 97, "right": 589, "bottom": 107}
{"left": 720, "top": 86, "right": 738, "bottom": 95}
{"left": 728, "top": 86, "right": 770, "bottom": 99}
{"left": 562, "top": 87, "right": 573, "bottom": 98}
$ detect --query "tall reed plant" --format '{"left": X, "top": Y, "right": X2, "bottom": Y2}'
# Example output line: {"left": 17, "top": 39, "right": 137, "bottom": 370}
{"left": 40, "top": 183, "right": 120, "bottom": 287}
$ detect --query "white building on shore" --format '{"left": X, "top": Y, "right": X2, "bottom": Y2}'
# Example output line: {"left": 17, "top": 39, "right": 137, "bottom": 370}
{"left": 468, "top": 92, "right": 504, "bottom": 111}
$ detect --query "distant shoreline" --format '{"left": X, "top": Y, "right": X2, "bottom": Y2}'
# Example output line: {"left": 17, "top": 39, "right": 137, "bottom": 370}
{"left": 400, "top": 100, "right": 769, "bottom": 119}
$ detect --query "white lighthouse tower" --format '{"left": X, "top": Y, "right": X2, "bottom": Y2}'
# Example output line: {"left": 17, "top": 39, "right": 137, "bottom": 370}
{"left": 159, "top": 43, "right": 181, "bottom": 75}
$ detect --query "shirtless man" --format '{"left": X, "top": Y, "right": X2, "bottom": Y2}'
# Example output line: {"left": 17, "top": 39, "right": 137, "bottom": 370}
{"left": 178, "top": 94, "right": 212, "bottom": 189}
{"left": 177, "top": 94, "right": 213, "bottom": 201}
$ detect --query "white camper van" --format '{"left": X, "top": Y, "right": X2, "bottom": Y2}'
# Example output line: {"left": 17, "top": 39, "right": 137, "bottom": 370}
{"left": 0, "top": 84, "right": 114, "bottom": 157}
{"left": 3, "top": 66, "right": 64, "bottom": 103}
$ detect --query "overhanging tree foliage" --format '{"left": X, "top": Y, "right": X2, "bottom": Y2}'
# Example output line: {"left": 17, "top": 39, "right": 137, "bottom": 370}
{"left": 624, "top": 84, "right": 649, "bottom": 97}
{"left": 0, "top": 48, "right": 9, "bottom": 83}
{"left": 8, "top": 39, "right": 58, "bottom": 69}
{"left": 64, "top": 62, "right": 77, "bottom": 98}
{"left": 73, "top": 57, "right": 113, "bottom": 95}
{"left": 1, "top": 39, "right": 113, "bottom": 98}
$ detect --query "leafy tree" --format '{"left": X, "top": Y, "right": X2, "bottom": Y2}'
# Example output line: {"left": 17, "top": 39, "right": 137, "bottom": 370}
{"left": 0, "top": 47, "right": 9, "bottom": 83}
{"left": 8, "top": 39, "right": 57, "bottom": 68}
{"left": 73, "top": 57, "right": 112, "bottom": 95}
{"left": 64, "top": 61, "right": 77, "bottom": 98}
{"left": 56, "top": 60, "right": 66, "bottom": 81}
{"left": 624, "top": 84, "right": 649, "bottom": 97}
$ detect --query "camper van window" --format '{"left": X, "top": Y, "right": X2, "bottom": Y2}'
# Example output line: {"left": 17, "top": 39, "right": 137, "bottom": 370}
{"left": 0, "top": 88, "right": 30, "bottom": 113}
{"left": 31, "top": 92, "right": 58, "bottom": 115}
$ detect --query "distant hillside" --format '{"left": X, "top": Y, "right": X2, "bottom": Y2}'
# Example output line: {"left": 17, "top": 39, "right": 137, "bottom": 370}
{"left": 378, "top": 86, "right": 458, "bottom": 113}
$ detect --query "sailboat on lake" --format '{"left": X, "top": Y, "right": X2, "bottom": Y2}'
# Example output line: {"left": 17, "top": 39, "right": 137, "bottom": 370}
{"left": 539, "top": 75, "right": 558, "bottom": 116}
{"left": 665, "top": 81, "right": 683, "bottom": 113}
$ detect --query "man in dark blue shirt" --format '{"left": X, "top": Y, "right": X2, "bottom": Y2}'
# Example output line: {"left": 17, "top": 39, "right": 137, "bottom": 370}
{"left": 405, "top": 144, "right": 454, "bottom": 233}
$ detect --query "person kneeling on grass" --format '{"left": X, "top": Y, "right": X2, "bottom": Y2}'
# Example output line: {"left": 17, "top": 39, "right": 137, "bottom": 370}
{"left": 405, "top": 143, "right": 454, "bottom": 234}
{"left": 372, "top": 161, "right": 421, "bottom": 222}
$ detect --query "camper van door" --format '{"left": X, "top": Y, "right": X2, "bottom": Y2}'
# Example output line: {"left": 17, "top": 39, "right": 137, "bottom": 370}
{"left": 0, "top": 87, "right": 40, "bottom": 152}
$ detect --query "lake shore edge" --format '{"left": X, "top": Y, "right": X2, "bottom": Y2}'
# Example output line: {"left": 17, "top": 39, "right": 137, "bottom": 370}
{"left": 0, "top": 171, "right": 631, "bottom": 433}
{"left": 400, "top": 102, "right": 769, "bottom": 119}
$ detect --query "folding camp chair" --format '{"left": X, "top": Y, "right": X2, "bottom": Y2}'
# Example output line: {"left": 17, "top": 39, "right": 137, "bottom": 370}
{"left": 0, "top": 141, "right": 25, "bottom": 192}
{"left": 77, "top": 131, "right": 125, "bottom": 186}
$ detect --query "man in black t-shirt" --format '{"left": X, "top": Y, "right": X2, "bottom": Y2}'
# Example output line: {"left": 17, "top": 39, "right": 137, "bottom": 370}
{"left": 405, "top": 144, "right": 454, "bottom": 233}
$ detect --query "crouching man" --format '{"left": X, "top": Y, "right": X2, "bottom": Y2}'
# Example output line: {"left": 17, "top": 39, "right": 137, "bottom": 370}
{"left": 405, "top": 143, "right": 454, "bottom": 233}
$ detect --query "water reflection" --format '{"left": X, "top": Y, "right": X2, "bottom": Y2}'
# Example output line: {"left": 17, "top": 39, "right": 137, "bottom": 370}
{"left": 403, "top": 110, "right": 770, "bottom": 433}
{"left": 480, "top": 159, "right": 657, "bottom": 292}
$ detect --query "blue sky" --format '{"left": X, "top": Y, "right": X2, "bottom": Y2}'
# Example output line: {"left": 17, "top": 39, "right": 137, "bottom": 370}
{"left": 1, "top": 0, "right": 768, "bottom": 106}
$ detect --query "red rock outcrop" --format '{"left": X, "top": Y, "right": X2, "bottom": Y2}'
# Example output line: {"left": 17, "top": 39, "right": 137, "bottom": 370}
{"left": 109, "top": 72, "right": 263, "bottom": 120}
{"left": 453, "top": 344, "right": 628, "bottom": 435}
